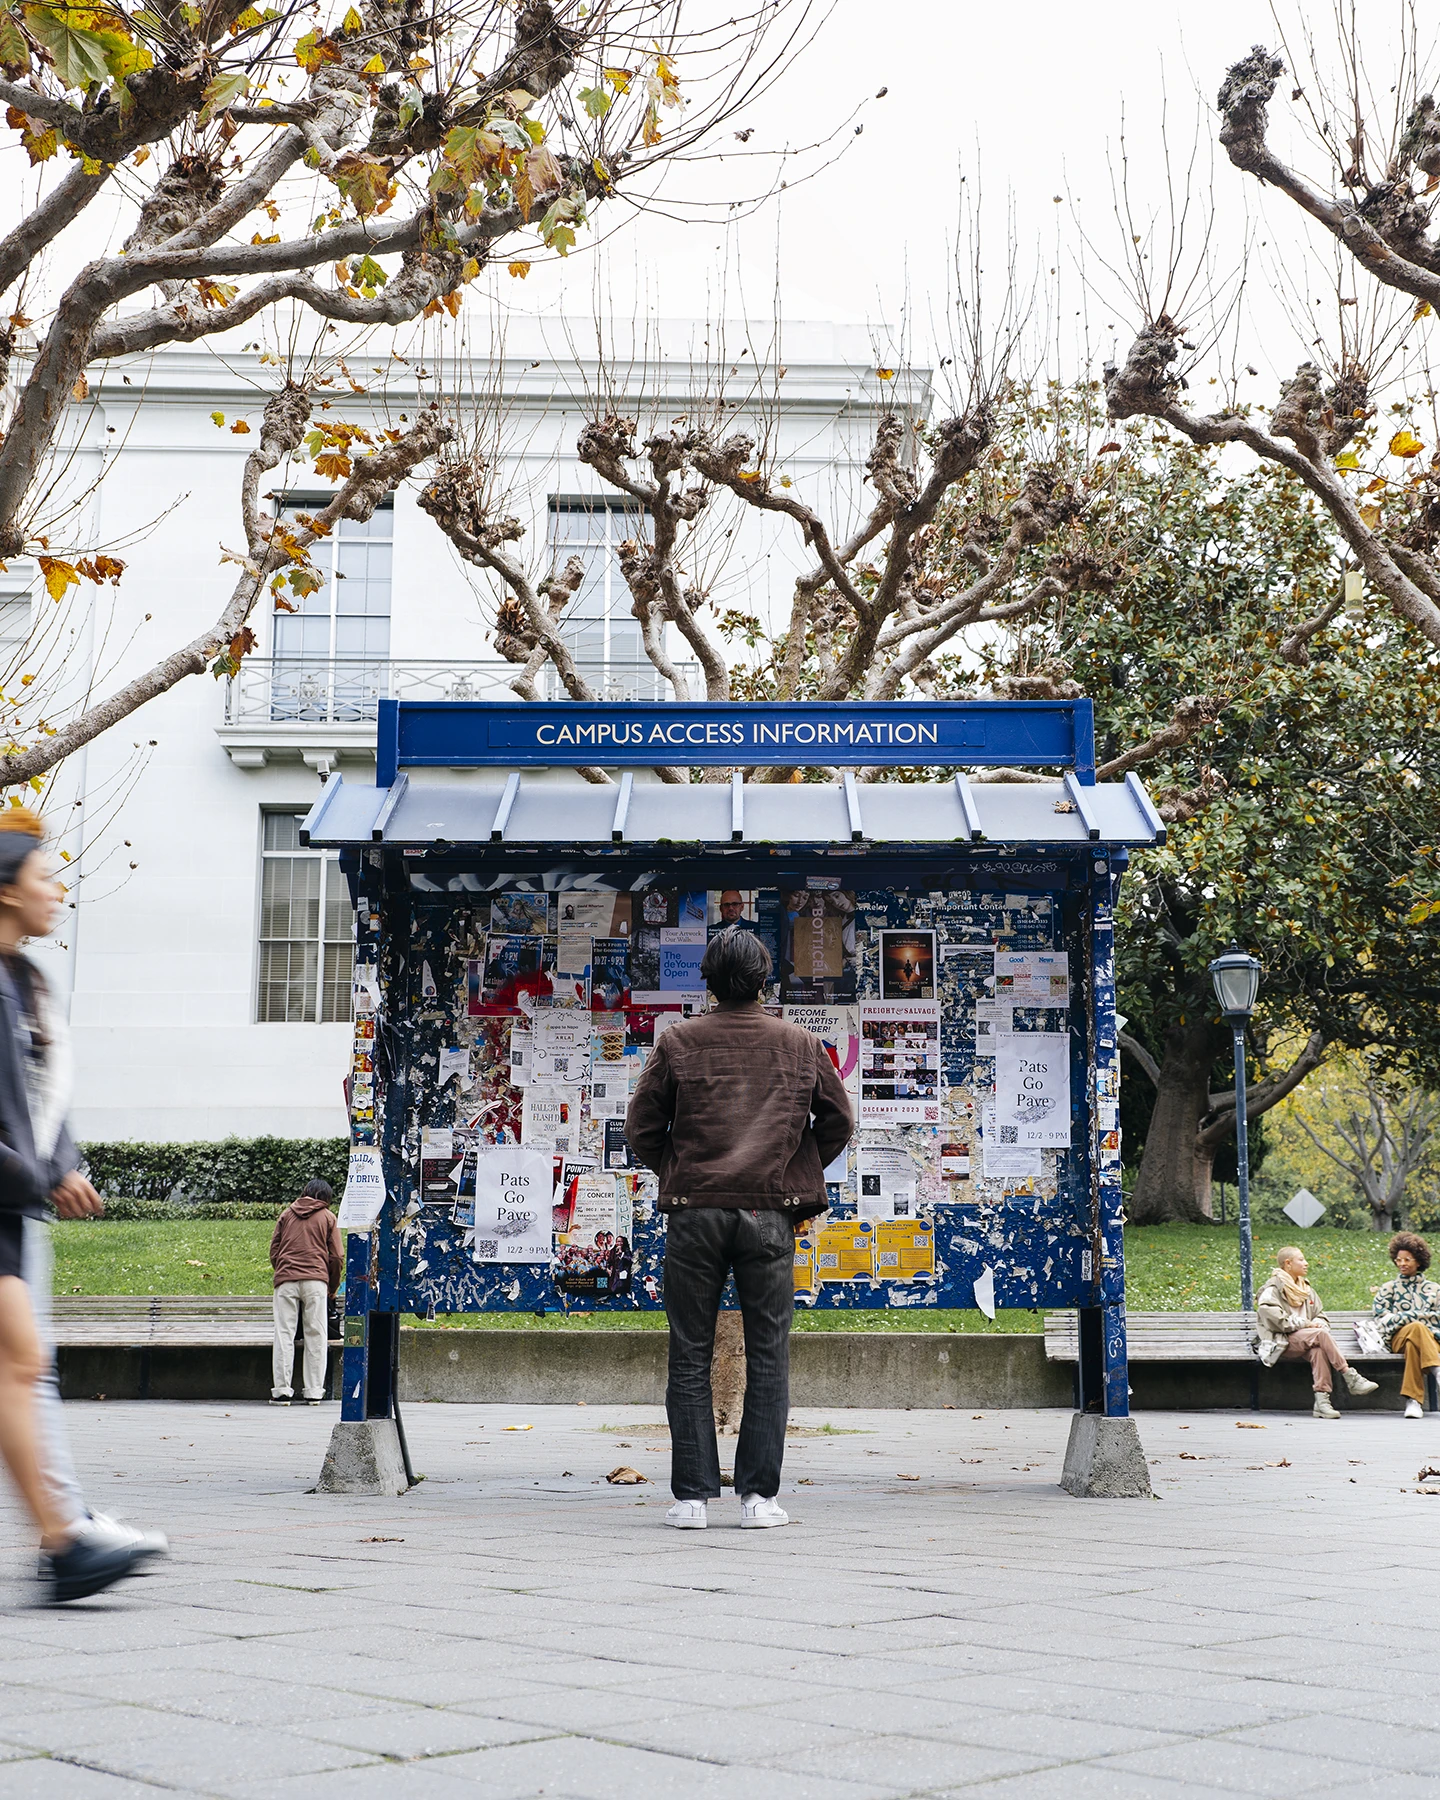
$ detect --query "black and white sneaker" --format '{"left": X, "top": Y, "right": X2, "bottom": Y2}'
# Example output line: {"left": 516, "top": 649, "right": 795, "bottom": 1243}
{"left": 40, "top": 1536, "right": 151, "bottom": 1604}
{"left": 79, "top": 1513, "right": 168, "bottom": 1566}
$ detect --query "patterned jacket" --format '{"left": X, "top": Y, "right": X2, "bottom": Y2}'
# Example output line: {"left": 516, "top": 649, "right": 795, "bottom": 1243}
{"left": 1372, "top": 1272, "right": 1440, "bottom": 1347}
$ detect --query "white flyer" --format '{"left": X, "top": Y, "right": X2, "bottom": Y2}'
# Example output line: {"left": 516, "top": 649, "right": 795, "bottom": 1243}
{"left": 994, "top": 951, "right": 1070, "bottom": 1006}
{"left": 974, "top": 1000, "right": 1013, "bottom": 1045}
{"left": 857, "top": 1146, "right": 917, "bottom": 1219}
{"left": 783, "top": 1004, "right": 861, "bottom": 1101}
{"left": 530, "top": 1012, "right": 590, "bottom": 1086}
{"left": 471, "top": 1144, "right": 553, "bottom": 1263}
{"left": 438, "top": 1045, "right": 471, "bottom": 1088}
{"left": 993, "top": 1031, "right": 1072, "bottom": 1146}
{"left": 563, "top": 1172, "right": 620, "bottom": 1245}
{"left": 509, "top": 1024, "right": 531, "bottom": 1086}
{"left": 590, "top": 1061, "right": 637, "bottom": 1120}
{"left": 980, "top": 1106, "right": 1044, "bottom": 1178}
{"left": 859, "top": 1000, "right": 941, "bottom": 1124}
{"left": 337, "top": 1146, "right": 386, "bottom": 1231}
{"left": 521, "top": 1086, "right": 582, "bottom": 1155}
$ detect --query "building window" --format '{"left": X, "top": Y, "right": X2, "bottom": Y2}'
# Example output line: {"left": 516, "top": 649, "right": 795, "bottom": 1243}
{"left": 270, "top": 496, "right": 393, "bottom": 720}
{"left": 548, "top": 495, "right": 648, "bottom": 677}
{"left": 257, "top": 813, "right": 352, "bottom": 1022}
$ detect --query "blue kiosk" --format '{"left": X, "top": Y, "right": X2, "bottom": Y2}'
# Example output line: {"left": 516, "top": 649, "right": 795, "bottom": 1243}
{"left": 301, "top": 698, "right": 1164, "bottom": 1497}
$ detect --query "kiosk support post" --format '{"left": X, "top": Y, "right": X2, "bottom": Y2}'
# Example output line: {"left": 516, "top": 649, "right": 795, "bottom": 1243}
{"left": 1062, "top": 857, "right": 1151, "bottom": 1496}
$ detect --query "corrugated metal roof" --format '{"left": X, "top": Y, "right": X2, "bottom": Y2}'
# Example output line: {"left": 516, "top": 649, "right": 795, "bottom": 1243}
{"left": 301, "top": 771, "right": 1165, "bottom": 851}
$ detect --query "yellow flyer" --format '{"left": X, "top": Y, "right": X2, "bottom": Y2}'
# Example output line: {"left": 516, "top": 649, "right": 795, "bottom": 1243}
{"left": 873, "top": 1219, "right": 936, "bottom": 1283}
{"left": 792, "top": 1233, "right": 818, "bottom": 1302}
{"left": 815, "top": 1219, "right": 875, "bottom": 1282}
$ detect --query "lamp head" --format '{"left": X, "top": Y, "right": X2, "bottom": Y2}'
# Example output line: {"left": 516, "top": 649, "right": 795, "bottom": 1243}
{"left": 1208, "top": 943, "right": 1261, "bottom": 1021}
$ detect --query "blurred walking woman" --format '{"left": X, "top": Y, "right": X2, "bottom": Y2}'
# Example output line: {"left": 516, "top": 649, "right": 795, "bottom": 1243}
{"left": 0, "top": 809, "right": 148, "bottom": 1599}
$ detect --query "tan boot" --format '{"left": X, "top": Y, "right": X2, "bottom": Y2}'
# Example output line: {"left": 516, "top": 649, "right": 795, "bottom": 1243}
{"left": 1341, "top": 1367, "right": 1379, "bottom": 1398}
{"left": 1313, "top": 1391, "right": 1341, "bottom": 1419}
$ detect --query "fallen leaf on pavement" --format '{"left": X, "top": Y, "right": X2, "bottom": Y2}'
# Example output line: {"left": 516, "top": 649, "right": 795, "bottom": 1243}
{"left": 358, "top": 1536, "right": 403, "bottom": 1543}
{"left": 1265, "top": 1459, "right": 1291, "bottom": 1468}
{"left": 1178, "top": 1452, "right": 1201, "bottom": 1460}
{"left": 606, "top": 1465, "right": 647, "bottom": 1485}
{"left": 1236, "top": 1422, "right": 1266, "bottom": 1429}
{"left": 504, "top": 1424, "right": 533, "bottom": 1432}
{"left": 1417, "top": 1465, "right": 1440, "bottom": 1481}
{"left": 897, "top": 1473, "right": 920, "bottom": 1480}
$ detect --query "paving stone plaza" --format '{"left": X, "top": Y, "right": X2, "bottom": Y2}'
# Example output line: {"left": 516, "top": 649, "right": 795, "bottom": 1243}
{"left": 0, "top": 1400, "right": 1435, "bottom": 1797}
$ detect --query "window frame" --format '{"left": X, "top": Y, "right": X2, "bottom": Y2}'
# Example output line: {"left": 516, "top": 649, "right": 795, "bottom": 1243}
{"left": 272, "top": 492, "right": 395, "bottom": 664}
{"left": 255, "top": 809, "right": 354, "bottom": 1025}
{"left": 547, "top": 493, "right": 650, "bottom": 675}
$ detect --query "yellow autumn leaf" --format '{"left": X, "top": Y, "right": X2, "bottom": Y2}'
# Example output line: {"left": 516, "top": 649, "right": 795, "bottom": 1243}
{"left": 230, "top": 420, "right": 251, "bottom": 434}
{"left": 460, "top": 258, "right": 480, "bottom": 281}
{"left": 362, "top": 53, "right": 384, "bottom": 74}
{"left": 737, "top": 470, "right": 762, "bottom": 483}
{"left": 36, "top": 557, "right": 79, "bottom": 602}
{"left": 342, "top": 6, "right": 363, "bottom": 30}
{"left": 1359, "top": 502, "right": 1381, "bottom": 528}
{"left": 211, "top": 412, "right": 226, "bottom": 427}
{"left": 1334, "top": 450, "right": 1359, "bottom": 471}
{"left": 1416, "top": 300, "right": 1433, "bottom": 319}
{"left": 507, "top": 260, "right": 531, "bottom": 278}
{"left": 1389, "top": 428, "right": 1425, "bottom": 458}
{"left": 603, "top": 66, "right": 632, "bottom": 92}
{"left": 875, "top": 367, "right": 896, "bottom": 380}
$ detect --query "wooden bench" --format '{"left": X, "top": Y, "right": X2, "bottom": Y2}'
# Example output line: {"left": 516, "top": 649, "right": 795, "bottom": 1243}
{"left": 50, "top": 1296, "right": 276, "bottom": 1346}
{"left": 1043, "top": 1309, "right": 1437, "bottom": 1407}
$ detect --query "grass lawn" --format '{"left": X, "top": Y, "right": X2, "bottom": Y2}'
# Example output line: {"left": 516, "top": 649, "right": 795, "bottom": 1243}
{"left": 51, "top": 1218, "right": 1401, "bottom": 1330}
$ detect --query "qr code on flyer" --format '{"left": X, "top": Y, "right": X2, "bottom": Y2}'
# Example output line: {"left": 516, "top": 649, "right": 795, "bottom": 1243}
{"left": 999, "top": 1126, "right": 1018, "bottom": 1145}
{"left": 474, "top": 1239, "right": 498, "bottom": 1258}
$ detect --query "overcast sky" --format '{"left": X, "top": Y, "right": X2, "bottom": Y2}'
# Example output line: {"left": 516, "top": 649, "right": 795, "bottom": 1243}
{"left": 493, "top": 1, "right": 1432, "bottom": 397}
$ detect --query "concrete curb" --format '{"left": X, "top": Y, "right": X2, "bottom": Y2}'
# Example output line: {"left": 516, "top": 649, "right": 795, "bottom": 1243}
{"left": 54, "top": 1330, "right": 1420, "bottom": 1412}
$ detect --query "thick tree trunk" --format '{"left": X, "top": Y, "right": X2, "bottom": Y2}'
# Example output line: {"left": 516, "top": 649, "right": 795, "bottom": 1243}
{"left": 1129, "top": 1020, "right": 1226, "bottom": 1225}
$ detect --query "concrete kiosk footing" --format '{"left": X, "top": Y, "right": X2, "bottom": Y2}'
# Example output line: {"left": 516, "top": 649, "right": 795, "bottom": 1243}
{"left": 1060, "top": 1412, "right": 1152, "bottom": 1498}
{"left": 316, "top": 1419, "right": 409, "bottom": 1496}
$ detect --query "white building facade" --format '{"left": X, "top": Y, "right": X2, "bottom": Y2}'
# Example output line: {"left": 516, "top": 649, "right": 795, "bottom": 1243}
{"left": 31, "top": 322, "right": 920, "bottom": 1143}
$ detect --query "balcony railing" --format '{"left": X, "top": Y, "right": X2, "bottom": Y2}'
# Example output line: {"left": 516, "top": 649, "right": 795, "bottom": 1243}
{"left": 223, "top": 656, "right": 703, "bottom": 725}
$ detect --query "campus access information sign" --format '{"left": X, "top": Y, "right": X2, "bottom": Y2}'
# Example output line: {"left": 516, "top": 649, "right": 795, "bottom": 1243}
{"left": 380, "top": 698, "right": 1097, "bottom": 777}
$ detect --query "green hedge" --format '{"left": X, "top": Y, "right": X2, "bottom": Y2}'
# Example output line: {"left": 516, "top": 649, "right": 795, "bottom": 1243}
{"left": 78, "top": 1137, "right": 349, "bottom": 1219}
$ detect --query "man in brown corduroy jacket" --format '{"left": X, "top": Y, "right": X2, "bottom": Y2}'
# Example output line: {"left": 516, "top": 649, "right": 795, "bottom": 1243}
{"left": 269, "top": 1179, "right": 343, "bottom": 1405}
{"left": 626, "top": 928, "right": 852, "bottom": 1531}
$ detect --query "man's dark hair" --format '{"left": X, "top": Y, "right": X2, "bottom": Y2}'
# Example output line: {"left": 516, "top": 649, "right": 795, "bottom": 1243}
{"left": 303, "top": 1178, "right": 334, "bottom": 1205}
{"left": 1389, "top": 1230, "right": 1431, "bottom": 1272}
{"left": 700, "top": 927, "right": 772, "bottom": 1002}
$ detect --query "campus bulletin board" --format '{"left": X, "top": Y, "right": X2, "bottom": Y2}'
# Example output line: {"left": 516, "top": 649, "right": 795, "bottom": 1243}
{"left": 350, "top": 857, "right": 1109, "bottom": 1319}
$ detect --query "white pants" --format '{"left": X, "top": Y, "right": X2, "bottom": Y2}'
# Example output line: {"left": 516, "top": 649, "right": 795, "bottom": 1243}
{"left": 272, "top": 1280, "right": 328, "bottom": 1399}
{"left": 24, "top": 1217, "right": 87, "bottom": 1528}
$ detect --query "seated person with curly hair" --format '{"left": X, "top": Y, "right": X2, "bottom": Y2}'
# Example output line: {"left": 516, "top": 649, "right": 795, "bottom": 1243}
{"left": 1372, "top": 1232, "right": 1440, "bottom": 1418}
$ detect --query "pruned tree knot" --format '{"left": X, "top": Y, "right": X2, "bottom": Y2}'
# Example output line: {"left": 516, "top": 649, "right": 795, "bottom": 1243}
{"left": 120, "top": 152, "right": 224, "bottom": 256}
{"left": 1217, "top": 46, "right": 1284, "bottom": 167}
{"left": 418, "top": 454, "right": 491, "bottom": 540}
{"left": 990, "top": 668, "right": 1084, "bottom": 701}
{"left": 1105, "top": 321, "right": 1183, "bottom": 418}
{"left": 1272, "top": 362, "right": 1368, "bottom": 461}
{"left": 1400, "top": 95, "right": 1440, "bottom": 180}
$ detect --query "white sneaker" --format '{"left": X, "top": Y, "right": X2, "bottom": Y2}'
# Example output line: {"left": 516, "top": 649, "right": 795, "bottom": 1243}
{"left": 75, "top": 1513, "right": 169, "bottom": 1564}
{"left": 665, "top": 1500, "right": 708, "bottom": 1529}
{"left": 740, "top": 1494, "right": 790, "bottom": 1529}
{"left": 1405, "top": 1398, "right": 1424, "bottom": 1419}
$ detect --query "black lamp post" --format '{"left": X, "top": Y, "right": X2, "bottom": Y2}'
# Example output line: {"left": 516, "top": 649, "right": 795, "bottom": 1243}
{"left": 1208, "top": 945, "right": 1262, "bottom": 1312}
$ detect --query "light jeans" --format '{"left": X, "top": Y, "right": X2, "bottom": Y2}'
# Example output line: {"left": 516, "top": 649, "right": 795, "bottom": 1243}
{"left": 23, "top": 1216, "right": 87, "bottom": 1529}
{"left": 273, "top": 1280, "right": 328, "bottom": 1399}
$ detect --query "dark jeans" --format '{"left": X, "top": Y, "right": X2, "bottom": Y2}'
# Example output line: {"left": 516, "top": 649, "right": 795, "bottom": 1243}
{"left": 664, "top": 1208, "right": 794, "bottom": 1501}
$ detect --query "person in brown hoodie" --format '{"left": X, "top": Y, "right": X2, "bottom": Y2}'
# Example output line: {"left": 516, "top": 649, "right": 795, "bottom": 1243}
{"left": 269, "top": 1178, "right": 343, "bottom": 1405}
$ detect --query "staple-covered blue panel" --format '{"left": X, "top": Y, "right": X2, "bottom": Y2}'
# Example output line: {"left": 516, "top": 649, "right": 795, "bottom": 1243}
{"left": 353, "top": 853, "right": 1111, "bottom": 1326}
